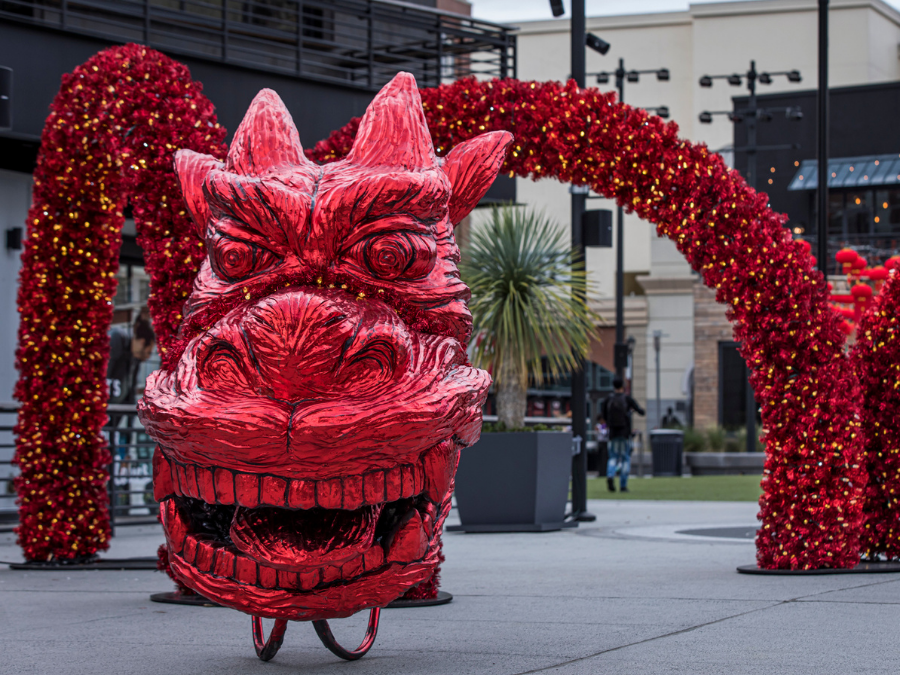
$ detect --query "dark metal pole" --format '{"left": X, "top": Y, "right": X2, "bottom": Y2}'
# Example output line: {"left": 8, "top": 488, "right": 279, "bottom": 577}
{"left": 745, "top": 61, "right": 758, "bottom": 454}
{"left": 653, "top": 332, "right": 661, "bottom": 429}
{"left": 817, "top": 0, "right": 829, "bottom": 276}
{"left": 569, "top": 0, "right": 593, "bottom": 522}
{"left": 615, "top": 58, "right": 626, "bottom": 379}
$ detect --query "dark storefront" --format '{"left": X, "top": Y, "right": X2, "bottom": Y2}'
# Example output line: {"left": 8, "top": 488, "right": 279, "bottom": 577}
{"left": 1, "top": 0, "right": 516, "bottom": 168}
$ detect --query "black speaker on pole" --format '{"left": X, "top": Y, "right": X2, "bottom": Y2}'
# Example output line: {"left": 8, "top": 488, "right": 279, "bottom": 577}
{"left": 582, "top": 209, "right": 612, "bottom": 247}
{"left": 0, "top": 67, "right": 11, "bottom": 130}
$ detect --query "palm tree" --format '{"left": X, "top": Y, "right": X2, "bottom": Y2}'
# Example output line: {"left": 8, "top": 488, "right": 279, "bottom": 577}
{"left": 461, "top": 206, "right": 599, "bottom": 429}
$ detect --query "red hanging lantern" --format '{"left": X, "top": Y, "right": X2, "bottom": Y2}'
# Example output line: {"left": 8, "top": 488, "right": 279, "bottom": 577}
{"left": 835, "top": 248, "right": 858, "bottom": 274}
{"left": 852, "top": 283, "right": 874, "bottom": 323}
{"left": 866, "top": 266, "right": 888, "bottom": 292}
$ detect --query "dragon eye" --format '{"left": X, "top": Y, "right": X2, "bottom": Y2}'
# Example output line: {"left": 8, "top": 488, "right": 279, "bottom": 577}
{"left": 211, "top": 237, "right": 279, "bottom": 283}
{"left": 362, "top": 233, "right": 436, "bottom": 281}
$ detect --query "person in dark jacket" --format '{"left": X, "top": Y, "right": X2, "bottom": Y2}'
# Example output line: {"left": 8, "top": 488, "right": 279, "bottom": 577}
{"left": 107, "top": 314, "right": 155, "bottom": 405}
{"left": 106, "top": 314, "right": 155, "bottom": 462}
{"left": 599, "top": 377, "right": 645, "bottom": 492}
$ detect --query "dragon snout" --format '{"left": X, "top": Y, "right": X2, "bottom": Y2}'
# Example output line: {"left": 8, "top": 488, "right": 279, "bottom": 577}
{"left": 194, "top": 287, "right": 412, "bottom": 401}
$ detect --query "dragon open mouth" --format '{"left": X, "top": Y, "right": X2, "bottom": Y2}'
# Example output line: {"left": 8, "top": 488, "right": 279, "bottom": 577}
{"left": 155, "top": 442, "right": 455, "bottom": 607}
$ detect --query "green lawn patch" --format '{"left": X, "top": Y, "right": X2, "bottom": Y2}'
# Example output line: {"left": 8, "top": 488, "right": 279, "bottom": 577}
{"left": 587, "top": 475, "right": 763, "bottom": 502}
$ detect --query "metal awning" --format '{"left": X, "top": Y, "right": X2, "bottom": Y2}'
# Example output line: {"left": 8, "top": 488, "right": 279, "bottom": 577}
{"left": 788, "top": 154, "right": 900, "bottom": 191}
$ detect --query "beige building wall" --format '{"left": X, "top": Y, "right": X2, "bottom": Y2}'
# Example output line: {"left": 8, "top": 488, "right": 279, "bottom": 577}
{"left": 505, "top": 0, "right": 900, "bottom": 425}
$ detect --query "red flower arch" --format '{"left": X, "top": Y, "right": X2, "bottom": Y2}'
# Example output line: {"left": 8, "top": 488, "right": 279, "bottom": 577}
{"left": 13, "top": 45, "right": 226, "bottom": 561}
{"left": 308, "top": 80, "right": 868, "bottom": 570}
{"left": 851, "top": 273, "right": 900, "bottom": 560}
{"left": 17, "top": 52, "right": 867, "bottom": 570}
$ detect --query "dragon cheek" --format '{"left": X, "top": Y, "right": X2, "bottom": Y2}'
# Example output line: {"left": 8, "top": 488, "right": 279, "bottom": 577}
{"left": 385, "top": 511, "right": 429, "bottom": 563}
{"left": 422, "top": 442, "right": 459, "bottom": 504}
{"left": 153, "top": 450, "right": 175, "bottom": 502}
{"left": 160, "top": 499, "right": 187, "bottom": 555}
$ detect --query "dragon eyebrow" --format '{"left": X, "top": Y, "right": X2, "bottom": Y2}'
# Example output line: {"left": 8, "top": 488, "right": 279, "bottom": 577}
{"left": 213, "top": 219, "right": 274, "bottom": 249}
{"left": 348, "top": 171, "right": 450, "bottom": 225}
{"left": 205, "top": 171, "right": 312, "bottom": 248}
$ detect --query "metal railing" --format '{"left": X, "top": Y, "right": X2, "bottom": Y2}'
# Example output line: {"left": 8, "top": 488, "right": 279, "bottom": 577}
{"left": 105, "top": 403, "right": 158, "bottom": 532}
{"left": 0, "top": 404, "right": 18, "bottom": 528}
{"left": 0, "top": 401, "right": 159, "bottom": 532}
{"left": 0, "top": 0, "right": 516, "bottom": 89}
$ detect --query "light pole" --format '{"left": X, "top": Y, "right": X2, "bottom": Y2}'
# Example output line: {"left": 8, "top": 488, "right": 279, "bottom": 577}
{"left": 817, "top": 1, "right": 829, "bottom": 277}
{"left": 589, "top": 61, "right": 670, "bottom": 383}
{"left": 558, "top": 0, "right": 608, "bottom": 523}
{"left": 653, "top": 331, "right": 663, "bottom": 430}
{"left": 698, "top": 61, "right": 803, "bottom": 453}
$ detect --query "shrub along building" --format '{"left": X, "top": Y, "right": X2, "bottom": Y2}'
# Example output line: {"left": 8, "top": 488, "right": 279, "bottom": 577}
{"left": 494, "top": 0, "right": 900, "bottom": 437}
{"left": 0, "top": 0, "right": 516, "bottom": 512}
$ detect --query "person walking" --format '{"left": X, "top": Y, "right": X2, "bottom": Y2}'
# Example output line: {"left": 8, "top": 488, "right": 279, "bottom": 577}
{"left": 600, "top": 377, "right": 645, "bottom": 492}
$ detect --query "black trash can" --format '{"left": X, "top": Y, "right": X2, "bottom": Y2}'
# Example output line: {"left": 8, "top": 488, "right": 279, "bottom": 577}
{"left": 649, "top": 429, "right": 683, "bottom": 477}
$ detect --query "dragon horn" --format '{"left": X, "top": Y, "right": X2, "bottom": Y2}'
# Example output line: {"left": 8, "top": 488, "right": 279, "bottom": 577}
{"left": 347, "top": 72, "right": 436, "bottom": 171}
{"left": 226, "top": 89, "right": 313, "bottom": 176}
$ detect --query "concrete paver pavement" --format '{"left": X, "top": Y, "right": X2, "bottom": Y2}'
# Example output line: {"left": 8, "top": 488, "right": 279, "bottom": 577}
{"left": 0, "top": 498, "right": 897, "bottom": 674}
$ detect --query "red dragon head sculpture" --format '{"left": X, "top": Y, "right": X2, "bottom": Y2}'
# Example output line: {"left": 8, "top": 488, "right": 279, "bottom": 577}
{"left": 138, "top": 73, "right": 511, "bottom": 621}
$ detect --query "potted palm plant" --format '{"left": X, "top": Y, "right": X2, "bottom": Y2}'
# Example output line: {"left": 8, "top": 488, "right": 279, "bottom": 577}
{"left": 451, "top": 206, "right": 598, "bottom": 532}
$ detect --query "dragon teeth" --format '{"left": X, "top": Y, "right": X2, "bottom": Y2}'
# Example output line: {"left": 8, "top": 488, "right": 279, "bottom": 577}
{"left": 174, "top": 532, "right": 375, "bottom": 591}
{"left": 163, "top": 453, "right": 425, "bottom": 508}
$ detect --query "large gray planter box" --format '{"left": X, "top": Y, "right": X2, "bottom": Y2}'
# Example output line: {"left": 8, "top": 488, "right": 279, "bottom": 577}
{"left": 686, "top": 452, "right": 765, "bottom": 475}
{"left": 450, "top": 431, "right": 573, "bottom": 532}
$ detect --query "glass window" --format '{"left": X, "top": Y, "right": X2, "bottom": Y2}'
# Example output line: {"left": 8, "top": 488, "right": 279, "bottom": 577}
{"left": 845, "top": 191, "right": 872, "bottom": 237}
{"left": 113, "top": 266, "right": 130, "bottom": 306}
{"left": 875, "top": 190, "right": 895, "bottom": 234}
{"left": 828, "top": 192, "right": 845, "bottom": 238}
{"left": 889, "top": 189, "right": 900, "bottom": 226}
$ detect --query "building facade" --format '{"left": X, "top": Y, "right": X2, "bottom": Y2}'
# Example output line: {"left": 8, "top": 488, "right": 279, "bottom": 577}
{"left": 496, "top": 0, "right": 900, "bottom": 434}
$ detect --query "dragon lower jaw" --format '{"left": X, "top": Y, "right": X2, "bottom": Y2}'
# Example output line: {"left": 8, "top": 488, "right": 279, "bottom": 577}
{"left": 155, "top": 443, "right": 457, "bottom": 621}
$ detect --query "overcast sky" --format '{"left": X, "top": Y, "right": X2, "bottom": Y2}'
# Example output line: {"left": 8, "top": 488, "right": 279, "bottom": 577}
{"left": 471, "top": 0, "right": 900, "bottom": 23}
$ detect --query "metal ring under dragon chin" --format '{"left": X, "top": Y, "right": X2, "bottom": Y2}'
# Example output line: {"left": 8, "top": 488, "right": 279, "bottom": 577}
{"left": 313, "top": 607, "right": 381, "bottom": 661}
{"left": 251, "top": 608, "right": 381, "bottom": 662}
{"left": 252, "top": 616, "right": 288, "bottom": 661}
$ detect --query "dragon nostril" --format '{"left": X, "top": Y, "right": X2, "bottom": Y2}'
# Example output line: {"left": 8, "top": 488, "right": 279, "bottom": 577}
{"left": 346, "top": 339, "right": 398, "bottom": 377}
{"left": 198, "top": 341, "right": 251, "bottom": 391}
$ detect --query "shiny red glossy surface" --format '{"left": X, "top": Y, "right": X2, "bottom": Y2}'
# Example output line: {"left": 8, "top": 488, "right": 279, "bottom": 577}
{"left": 139, "top": 72, "right": 511, "bottom": 621}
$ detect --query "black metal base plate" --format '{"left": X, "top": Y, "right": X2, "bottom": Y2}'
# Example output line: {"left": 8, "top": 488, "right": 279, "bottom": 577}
{"left": 150, "top": 591, "right": 223, "bottom": 607}
{"left": 446, "top": 521, "right": 578, "bottom": 533}
{"left": 737, "top": 561, "right": 900, "bottom": 575}
{"left": 9, "top": 556, "right": 159, "bottom": 571}
{"left": 386, "top": 590, "right": 453, "bottom": 608}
